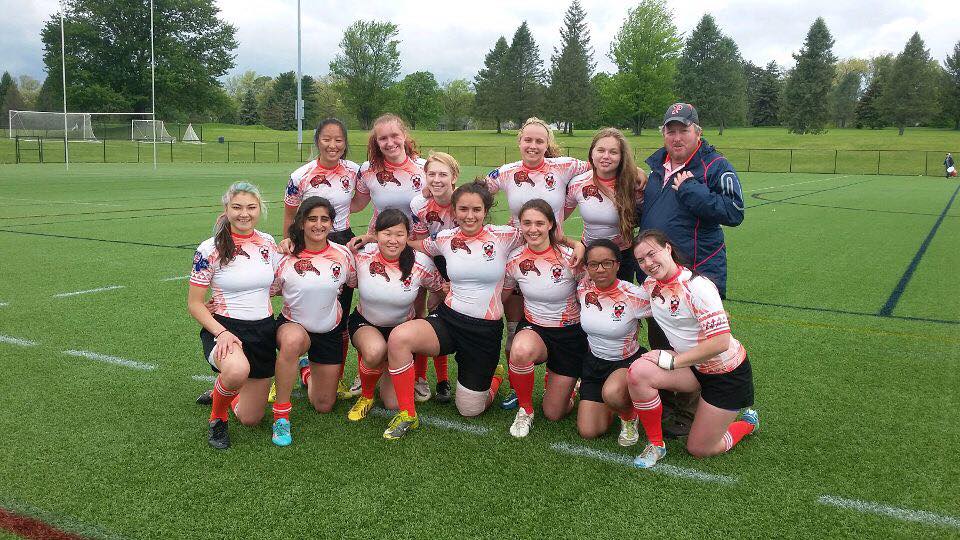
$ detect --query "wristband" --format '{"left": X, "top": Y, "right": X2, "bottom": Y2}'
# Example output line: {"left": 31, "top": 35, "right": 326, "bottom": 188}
{"left": 214, "top": 330, "right": 227, "bottom": 341}
{"left": 657, "top": 350, "right": 675, "bottom": 370}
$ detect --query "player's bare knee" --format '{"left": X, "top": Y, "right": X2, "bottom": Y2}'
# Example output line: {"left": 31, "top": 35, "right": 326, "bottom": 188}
{"left": 542, "top": 404, "right": 566, "bottom": 422}
{"left": 686, "top": 441, "right": 719, "bottom": 459}
{"left": 237, "top": 410, "right": 264, "bottom": 427}
{"left": 626, "top": 361, "right": 653, "bottom": 387}
{"left": 311, "top": 396, "right": 335, "bottom": 414}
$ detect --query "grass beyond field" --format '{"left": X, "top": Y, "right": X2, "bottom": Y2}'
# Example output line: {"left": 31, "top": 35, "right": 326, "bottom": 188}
{"left": 0, "top": 163, "right": 958, "bottom": 538}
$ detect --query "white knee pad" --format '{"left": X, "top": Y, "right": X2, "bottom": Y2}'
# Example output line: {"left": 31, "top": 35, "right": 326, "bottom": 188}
{"left": 455, "top": 383, "right": 490, "bottom": 417}
{"left": 505, "top": 321, "right": 520, "bottom": 352}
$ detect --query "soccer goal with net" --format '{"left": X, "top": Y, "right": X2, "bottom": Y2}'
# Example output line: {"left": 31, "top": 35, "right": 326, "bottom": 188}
{"left": 131, "top": 119, "right": 176, "bottom": 142}
{"left": 182, "top": 123, "right": 202, "bottom": 144}
{"left": 8, "top": 110, "right": 98, "bottom": 140}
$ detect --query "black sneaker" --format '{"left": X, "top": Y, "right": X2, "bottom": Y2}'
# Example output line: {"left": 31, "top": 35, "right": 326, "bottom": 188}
{"left": 434, "top": 380, "right": 452, "bottom": 404}
{"left": 208, "top": 419, "right": 230, "bottom": 449}
{"left": 196, "top": 389, "right": 213, "bottom": 405}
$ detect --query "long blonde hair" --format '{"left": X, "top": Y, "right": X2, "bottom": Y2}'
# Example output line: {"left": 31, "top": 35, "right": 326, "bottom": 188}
{"left": 518, "top": 117, "right": 561, "bottom": 159}
{"left": 588, "top": 128, "right": 644, "bottom": 243}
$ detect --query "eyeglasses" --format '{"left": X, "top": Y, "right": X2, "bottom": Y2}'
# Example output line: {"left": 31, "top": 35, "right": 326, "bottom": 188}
{"left": 586, "top": 260, "right": 617, "bottom": 270}
{"left": 635, "top": 249, "right": 664, "bottom": 266}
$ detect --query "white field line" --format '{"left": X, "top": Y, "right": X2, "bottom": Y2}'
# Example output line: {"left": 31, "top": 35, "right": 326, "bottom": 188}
{"left": 161, "top": 275, "right": 190, "bottom": 282}
{"left": 744, "top": 174, "right": 851, "bottom": 193}
{"left": 550, "top": 442, "right": 737, "bottom": 485}
{"left": 62, "top": 349, "right": 157, "bottom": 371}
{"left": 0, "top": 334, "right": 39, "bottom": 347}
{"left": 191, "top": 374, "right": 217, "bottom": 383}
{"left": 1, "top": 197, "right": 125, "bottom": 207}
{"left": 0, "top": 302, "right": 8, "bottom": 307}
{"left": 818, "top": 495, "right": 960, "bottom": 530}
{"left": 371, "top": 407, "right": 491, "bottom": 435}
{"left": 52, "top": 285, "right": 125, "bottom": 298}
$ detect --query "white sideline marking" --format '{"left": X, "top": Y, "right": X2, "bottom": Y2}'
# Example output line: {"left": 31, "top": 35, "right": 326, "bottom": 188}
{"left": 550, "top": 442, "right": 737, "bottom": 485}
{"left": 818, "top": 495, "right": 960, "bottom": 530}
{"left": 2, "top": 197, "right": 124, "bottom": 207}
{"left": 0, "top": 302, "right": 8, "bottom": 307}
{"left": 371, "top": 407, "right": 491, "bottom": 435}
{"left": 744, "top": 174, "right": 851, "bottom": 193}
{"left": 63, "top": 349, "right": 157, "bottom": 371}
{"left": 192, "top": 374, "right": 217, "bottom": 383}
{"left": 52, "top": 285, "right": 125, "bottom": 298}
{"left": 162, "top": 275, "right": 190, "bottom": 282}
{"left": 0, "top": 334, "right": 39, "bottom": 347}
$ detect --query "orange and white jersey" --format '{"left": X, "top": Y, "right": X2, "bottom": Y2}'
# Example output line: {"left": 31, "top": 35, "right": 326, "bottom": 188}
{"left": 410, "top": 194, "right": 457, "bottom": 239}
{"left": 503, "top": 244, "right": 583, "bottom": 327}
{"left": 486, "top": 157, "right": 590, "bottom": 226}
{"left": 273, "top": 242, "right": 356, "bottom": 334}
{"left": 190, "top": 230, "right": 281, "bottom": 321}
{"left": 422, "top": 224, "right": 524, "bottom": 320}
{"left": 565, "top": 172, "right": 630, "bottom": 250}
{"left": 354, "top": 244, "right": 444, "bottom": 327}
{"left": 577, "top": 278, "right": 651, "bottom": 361}
{"left": 357, "top": 156, "right": 427, "bottom": 220}
{"left": 285, "top": 159, "right": 360, "bottom": 232}
{"left": 639, "top": 267, "right": 746, "bottom": 374}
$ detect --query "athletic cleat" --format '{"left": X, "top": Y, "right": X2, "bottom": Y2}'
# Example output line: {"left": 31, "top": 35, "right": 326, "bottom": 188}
{"left": 509, "top": 408, "right": 534, "bottom": 438}
{"left": 336, "top": 379, "right": 353, "bottom": 400}
{"left": 383, "top": 410, "right": 420, "bottom": 440}
{"left": 414, "top": 377, "right": 432, "bottom": 402}
{"left": 271, "top": 418, "right": 292, "bottom": 446}
{"left": 208, "top": 419, "right": 230, "bottom": 450}
{"left": 633, "top": 443, "right": 667, "bottom": 468}
{"left": 500, "top": 390, "right": 519, "bottom": 410}
{"left": 267, "top": 380, "right": 277, "bottom": 404}
{"left": 196, "top": 389, "right": 213, "bottom": 406}
{"left": 434, "top": 380, "right": 452, "bottom": 404}
{"left": 618, "top": 417, "right": 640, "bottom": 447}
{"left": 298, "top": 357, "right": 310, "bottom": 389}
{"left": 741, "top": 408, "right": 760, "bottom": 433}
{"left": 347, "top": 396, "right": 374, "bottom": 421}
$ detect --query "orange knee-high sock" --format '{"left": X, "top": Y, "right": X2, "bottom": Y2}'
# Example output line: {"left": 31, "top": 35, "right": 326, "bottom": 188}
{"left": 300, "top": 364, "right": 312, "bottom": 387}
{"left": 489, "top": 368, "right": 506, "bottom": 401}
{"left": 433, "top": 355, "right": 448, "bottom": 382}
{"left": 618, "top": 408, "right": 636, "bottom": 422}
{"left": 722, "top": 421, "right": 756, "bottom": 452}
{"left": 273, "top": 401, "right": 292, "bottom": 422}
{"left": 388, "top": 362, "right": 417, "bottom": 416}
{"left": 508, "top": 361, "right": 535, "bottom": 414}
{"left": 633, "top": 395, "right": 664, "bottom": 446}
{"left": 358, "top": 359, "right": 383, "bottom": 400}
{"left": 414, "top": 354, "right": 428, "bottom": 380}
{"left": 210, "top": 377, "right": 238, "bottom": 422}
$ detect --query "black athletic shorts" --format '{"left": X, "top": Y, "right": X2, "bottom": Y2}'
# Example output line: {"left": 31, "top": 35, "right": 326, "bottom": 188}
{"left": 515, "top": 318, "right": 587, "bottom": 378}
{"left": 425, "top": 303, "right": 503, "bottom": 392}
{"left": 692, "top": 357, "right": 754, "bottom": 411}
{"left": 276, "top": 313, "right": 347, "bottom": 365}
{"left": 201, "top": 314, "right": 277, "bottom": 379}
{"left": 329, "top": 228, "right": 356, "bottom": 316}
{"left": 347, "top": 309, "right": 395, "bottom": 342}
{"left": 579, "top": 348, "right": 646, "bottom": 403}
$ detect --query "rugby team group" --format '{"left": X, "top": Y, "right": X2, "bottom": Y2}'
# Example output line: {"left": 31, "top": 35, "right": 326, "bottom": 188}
{"left": 188, "top": 102, "right": 759, "bottom": 469}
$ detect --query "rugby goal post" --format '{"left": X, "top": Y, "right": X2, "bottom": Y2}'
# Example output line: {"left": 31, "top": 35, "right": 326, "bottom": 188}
{"left": 132, "top": 119, "right": 176, "bottom": 142}
{"left": 8, "top": 110, "right": 98, "bottom": 141}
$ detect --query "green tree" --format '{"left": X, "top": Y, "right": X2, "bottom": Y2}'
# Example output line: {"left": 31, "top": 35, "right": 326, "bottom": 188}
{"left": 329, "top": 20, "right": 401, "bottom": 129}
{"left": 0, "top": 72, "right": 12, "bottom": 110}
{"left": 593, "top": 72, "right": 634, "bottom": 129}
{"left": 882, "top": 33, "right": 940, "bottom": 135}
{"left": 675, "top": 14, "right": 746, "bottom": 135}
{"left": 608, "top": 0, "right": 682, "bottom": 135}
{"left": 0, "top": 74, "right": 25, "bottom": 126}
{"left": 40, "top": 0, "right": 236, "bottom": 118}
{"left": 781, "top": 17, "right": 836, "bottom": 134}
{"left": 439, "top": 79, "right": 474, "bottom": 131}
{"left": 239, "top": 88, "right": 259, "bottom": 125}
{"left": 545, "top": 0, "right": 596, "bottom": 135}
{"left": 309, "top": 75, "right": 353, "bottom": 127}
{"left": 828, "top": 70, "right": 863, "bottom": 128}
{"left": 744, "top": 61, "right": 782, "bottom": 126}
{"left": 397, "top": 71, "right": 441, "bottom": 130}
{"left": 474, "top": 37, "right": 511, "bottom": 132}
{"left": 855, "top": 55, "right": 894, "bottom": 129}
{"left": 259, "top": 71, "right": 297, "bottom": 130}
{"left": 17, "top": 75, "right": 41, "bottom": 109}
{"left": 943, "top": 42, "right": 960, "bottom": 130}
{"left": 504, "top": 22, "right": 547, "bottom": 125}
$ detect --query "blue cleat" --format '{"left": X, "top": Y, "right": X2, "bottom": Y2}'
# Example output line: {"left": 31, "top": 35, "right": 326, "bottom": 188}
{"left": 500, "top": 390, "right": 519, "bottom": 410}
{"left": 272, "top": 418, "right": 292, "bottom": 447}
{"left": 633, "top": 443, "right": 666, "bottom": 469}
{"left": 741, "top": 408, "right": 760, "bottom": 433}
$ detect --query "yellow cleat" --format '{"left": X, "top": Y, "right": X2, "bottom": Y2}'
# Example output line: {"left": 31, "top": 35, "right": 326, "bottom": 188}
{"left": 347, "top": 396, "right": 374, "bottom": 422}
{"left": 383, "top": 410, "right": 420, "bottom": 440}
{"left": 336, "top": 379, "right": 353, "bottom": 400}
{"left": 267, "top": 380, "right": 277, "bottom": 404}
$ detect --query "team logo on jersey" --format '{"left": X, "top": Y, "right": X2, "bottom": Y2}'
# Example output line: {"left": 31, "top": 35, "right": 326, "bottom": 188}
{"left": 513, "top": 170, "right": 534, "bottom": 187}
{"left": 193, "top": 251, "right": 209, "bottom": 273}
{"left": 411, "top": 175, "right": 422, "bottom": 191}
{"left": 340, "top": 176, "right": 351, "bottom": 192}
{"left": 376, "top": 171, "right": 401, "bottom": 187}
{"left": 369, "top": 260, "right": 390, "bottom": 281}
{"left": 488, "top": 168, "right": 500, "bottom": 180}
{"left": 294, "top": 258, "right": 321, "bottom": 276}
{"left": 544, "top": 173, "right": 556, "bottom": 190}
{"left": 450, "top": 237, "right": 472, "bottom": 254}
{"left": 612, "top": 302, "right": 626, "bottom": 321}
{"left": 582, "top": 184, "right": 603, "bottom": 202}
{"left": 651, "top": 284, "right": 666, "bottom": 304}
{"left": 401, "top": 275, "right": 413, "bottom": 291}
{"left": 551, "top": 264, "right": 564, "bottom": 283}
{"left": 310, "top": 173, "right": 331, "bottom": 188}
{"left": 482, "top": 241, "right": 496, "bottom": 260}
{"left": 259, "top": 247, "right": 270, "bottom": 263}
{"left": 669, "top": 296, "right": 680, "bottom": 316}
{"left": 425, "top": 210, "right": 443, "bottom": 226}
{"left": 233, "top": 245, "right": 250, "bottom": 259}
{"left": 584, "top": 291, "right": 602, "bottom": 311}
{"left": 518, "top": 259, "right": 540, "bottom": 276}
{"left": 286, "top": 181, "right": 299, "bottom": 196}
{"left": 331, "top": 263, "right": 342, "bottom": 280}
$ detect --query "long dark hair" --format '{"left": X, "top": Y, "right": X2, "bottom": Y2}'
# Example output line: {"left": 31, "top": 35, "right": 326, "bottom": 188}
{"left": 314, "top": 118, "right": 348, "bottom": 160}
{"left": 374, "top": 208, "right": 415, "bottom": 281}
{"left": 214, "top": 182, "right": 264, "bottom": 266}
{"left": 518, "top": 198, "right": 559, "bottom": 248}
{"left": 451, "top": 178, "right": 495, "bottom": 220}
{"left": 289, "top": 196, "right": 336, "bottom": 256}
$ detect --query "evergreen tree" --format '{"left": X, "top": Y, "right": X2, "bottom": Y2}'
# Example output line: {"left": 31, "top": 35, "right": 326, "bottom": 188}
{"left": 0, "top": 72, "right": 12, "bottom": 108}
{"left": 474, "top": 37, "right": 511, "bottom": 132}
{"left": 943, "top": 41, "right": 960, "bottom": 130}
{"left": 745, "top": 61, "right": 782, "bottom": 126}
{"left": 310, "top": 75, "right": 353, "bottom": 127}
{"left": 398, "top": 71, "right": 441, "bottom": 130}
{"left": 855, "top": 55, "right": 893, "bottom": 129}
{"left": 0, "top": 74, "right": 25, "bottom": 125}
{"left": 781, "top": 17, "right": 836, "bottom": 134}
{"left": 675, "top": 14, "right": 746, "bottom": 135}
{"left": 545, "top": 0, "right": 596, "bottom": 135}
{"left": 239, "top": 88, "right": 259, "bottom": 125}
{"left": 504, "top": 22, "right": 547, "bottom": 125}
{"left": 329, "top": 20, "right": 401, "bottom": 129}
{"left": 882, "top": 33, "right": 939, "bottom": 135}
{"left": 828, "top": 70, "right": 863, "bottom": 128}
{"left": 300, "top": 75, "right": 317, "bottom": 127}
{"left": 259, "top": 71, "right": 297, "bottom": 130}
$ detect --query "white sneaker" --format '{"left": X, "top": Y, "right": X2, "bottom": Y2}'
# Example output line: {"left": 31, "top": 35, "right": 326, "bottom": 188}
{"left": 414, "top": 377, "right": 432, "bottom": 402}
{"left": 633, "top": 443, "right": 667, "bottom": 468}
{"left": 618, "top": 417, "right": 640, "bottom": 447}
{"left": 347, "top": 374, "right": 362, "bottom": 397}
{"left": 509, "top": 408, "right": 534, "bottom": 438}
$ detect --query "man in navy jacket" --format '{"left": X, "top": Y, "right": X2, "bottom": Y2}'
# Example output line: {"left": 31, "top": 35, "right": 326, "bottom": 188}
{"left": 637, "top": 103, "right": 745, "bottom": 437}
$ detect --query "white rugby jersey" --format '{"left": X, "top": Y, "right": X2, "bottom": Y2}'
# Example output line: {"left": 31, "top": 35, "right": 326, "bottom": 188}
{"left": 565, "top": 172, "right": 631, "bottom": 250}
{"left": 422, "top": 224, "right": 524, "bottom": 320}
{"left": 190, "top": 230, "right": 281, "bottom": 321}
{"left": 354, "top": 243, "right": 444, "bottom": 327}
{"left": 503, "top": 244, "right": 583, "bottom": 328}
{"left": 486, "top": 157, "right": 590, "bottom": 226}
{"left": 410, "top": 194, "right": 457, "bottom": 240}
{"left": 357, "top": 156, "right": 427, "bottom": 220}
{"left": 638, "top": 267, "right": 746, "bottom": 374}
{"left": 285, "top": 159, "right": 360, "bottom": 232}
{"left": 273, "top": 242, "right": 356, "bottom": 334}
{"left": 577, "top": 278, "right": 651, "bottom": 361}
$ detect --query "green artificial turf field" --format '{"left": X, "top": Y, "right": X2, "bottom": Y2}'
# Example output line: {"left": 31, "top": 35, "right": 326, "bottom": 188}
{"left": 0, "top": 162, "right": 958, "bottom": 538}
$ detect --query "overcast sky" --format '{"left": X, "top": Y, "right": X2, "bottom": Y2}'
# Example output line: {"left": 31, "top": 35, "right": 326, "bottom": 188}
{"left": 2, "top": 0, "right": 957, "bottom": 83}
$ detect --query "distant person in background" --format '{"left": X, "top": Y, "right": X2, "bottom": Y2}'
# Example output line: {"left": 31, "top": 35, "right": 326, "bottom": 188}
{"left": 637, "top": 103, "right": 745, "bottom": 438}
{"left": 946, "top": 153, "right": 955, "bottom": 178}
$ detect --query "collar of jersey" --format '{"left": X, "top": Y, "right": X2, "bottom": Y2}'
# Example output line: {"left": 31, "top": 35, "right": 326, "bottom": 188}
{"left": 314, "top": 159, "right": 340, "bottom": 172}
{"left": 656, "top": 266, "right": 684, "bottom": 285}
{"left": 594, "top": 173, "right": 616, "bottom": 183}
{"left": 376, "top": 250, "right": 400, "bottom": 265}
{"left": 527, "top": 244, "right": 553, "bottom": 255}
{"left": 301, "top": 244, "right": 330, "bottom": 256}
{"left": 458, "top": 225, "right": 486, "bottom": 238}
{"left": 521, "top": 159, "right": 547, "bottom": 173}
{"left": 384, "top": 156, "right": 411, "bottom": 169}
{"left": 230, "top": 231, "right": 255, "bottom": 240}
